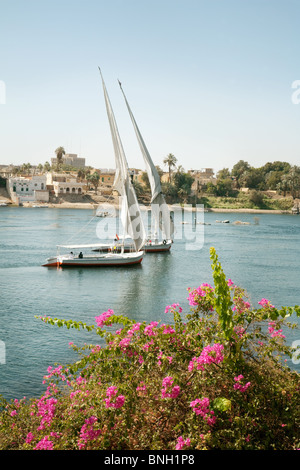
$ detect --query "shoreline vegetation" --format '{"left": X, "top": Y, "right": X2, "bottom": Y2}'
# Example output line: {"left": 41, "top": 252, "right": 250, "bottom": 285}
{"left": 1, "top": 156, "right": 300, "bottom": 214}
{"left": 0, "top": 248, "right": 299, "bottom": 450}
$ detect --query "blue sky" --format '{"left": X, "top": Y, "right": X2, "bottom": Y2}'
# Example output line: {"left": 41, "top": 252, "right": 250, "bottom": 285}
{"left": 1, "top": 0, "right": 300, "bottom": 174}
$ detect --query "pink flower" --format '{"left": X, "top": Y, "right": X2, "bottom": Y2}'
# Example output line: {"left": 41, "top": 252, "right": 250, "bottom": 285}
{"left": 268, "top": 321, "right": 285, "bottom": 339}
{"left": 233, "top": 375, "right": 251, "bottom": 393}
{"left": 78, "top": 416, "right": 101, "bottom": 450}
{"left": 36, "top": 396, "right": 58, "bottom": 430}
{"left": 104, "top": 386, "right": 125, "bottom": 409}
{"left": 136, "top": 382, "right": 147, "bottom": 392}
{"left": 144, "top": 321, "right": 159, "bottom": 336}
{"left": 258, "top": 298, "right": 274, "bottom": 309}
{"left": 34, "top": 435, "right": 54, "bottom": 450}
{"left": 162, "top": 325, "right": 176, "bottom": 335}
{"left": 25, "top": 432, "right": 34, "bottom": 444}
{"left": 187, "top": 287, "right": 206, "bottom": 306}
{"left": 190, "top": 397, "right": 216, "bottom": 426}
{"left": 95, "top": 308, "right": 114, "bottom": 328}
{"left": 188, "top": 343, "right": 224, "bottom": 371}
{"left": 161, "top": 376, "right": 181, "bottom": 399}
{"left": 175, "top": 436, "right": 191, "bottom": 450}
{"left": 227, "top": 279, "right": 234, "bottom": 287}
{"left": 165, "top": 303, "right": 183, "bottom": 314}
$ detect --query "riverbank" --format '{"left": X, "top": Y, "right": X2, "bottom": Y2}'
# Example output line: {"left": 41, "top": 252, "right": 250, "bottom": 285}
{"left": 5, "top": 201, "right": 296, "bottom": 214}
{"left": 2, "top": 190, "right": 298, "bottom": 214}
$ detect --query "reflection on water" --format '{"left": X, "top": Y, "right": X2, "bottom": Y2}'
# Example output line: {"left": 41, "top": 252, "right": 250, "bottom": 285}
{"left": 0, "top": 207, "right": 300, "bottom": 400}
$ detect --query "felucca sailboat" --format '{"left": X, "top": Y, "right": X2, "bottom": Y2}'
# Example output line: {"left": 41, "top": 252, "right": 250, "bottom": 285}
{"left": 42, "top": 70, "right": 146, "bottom": 267}
{"left": 118, "top": 80, "right": 174, "bottom": 252}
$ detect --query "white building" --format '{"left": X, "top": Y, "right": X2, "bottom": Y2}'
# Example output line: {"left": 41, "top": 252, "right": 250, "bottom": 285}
{"left": 53, "top": 179, "right": 85, "bottom": 196}
{"left": 7, "top": 175, "right": 49, "bottom": 203}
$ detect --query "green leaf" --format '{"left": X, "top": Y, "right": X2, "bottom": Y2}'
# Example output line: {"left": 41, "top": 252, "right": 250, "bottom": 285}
{"left": 212, "top": 397, "right": 232, "bottom": 412}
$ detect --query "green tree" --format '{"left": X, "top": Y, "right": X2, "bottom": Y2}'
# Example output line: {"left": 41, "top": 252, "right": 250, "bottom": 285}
{"left": 231, "top": 160, "right": 251, "bottom": 188}
{"left": 87, "top": 172, "right": 100, "bottom": 194}
{"left": 249, "top": 189, "right": 264, "bottom": 206}
{"left": 216, "top": 168, "right": 231, "bottom": 180}
{"left": 55, "top": 146, "right": 65, "bottom": 169}
{"left": 43, "top": 161, "right": 51, "bottom": 172}
{"left": 163, "top": 153, "right": 177, "bottom": 182}
{"left": 280, "top": 166, "right": 300, "bottom": 199}
{"left": 173, "top": 171, "right": 194, "bottom": 199}
{"left": 240, "top": 168, "right": 265, "bottom": 190}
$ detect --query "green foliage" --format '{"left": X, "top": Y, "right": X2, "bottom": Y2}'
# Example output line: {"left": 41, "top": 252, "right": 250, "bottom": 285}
{"left": 0, "top": 249, "right": 299, "bottom": 450}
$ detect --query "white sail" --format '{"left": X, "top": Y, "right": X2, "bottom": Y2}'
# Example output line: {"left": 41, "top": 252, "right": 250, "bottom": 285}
{"left": 118, "top": 81, "right": 174, "bottom": 241}
{"left": 99, "top": 68, "right": 146, "bottom": 252}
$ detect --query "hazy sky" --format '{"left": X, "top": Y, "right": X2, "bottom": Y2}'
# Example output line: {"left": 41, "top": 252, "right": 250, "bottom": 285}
{"left": 1, "top": 0, "right": 300, "bottom": 174}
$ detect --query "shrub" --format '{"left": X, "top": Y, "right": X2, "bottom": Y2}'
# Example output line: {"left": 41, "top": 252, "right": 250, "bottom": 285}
{"left": 0, "top": 248, "right": 299, "bottom": 450}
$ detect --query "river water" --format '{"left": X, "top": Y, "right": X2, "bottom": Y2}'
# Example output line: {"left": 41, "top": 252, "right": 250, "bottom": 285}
{"left": 0, "top": 206, "right": 299, "bottom": 400}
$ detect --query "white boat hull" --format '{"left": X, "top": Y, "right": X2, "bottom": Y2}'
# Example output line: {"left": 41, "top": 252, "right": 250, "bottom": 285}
{"left": 43, "top": 251, "right": 144, "bottom": 267}
{"left": 144, "top": 241, "right": 172, "bottom": 252}
{"left": 93, "top": 240, "right": 172, "bottom": 253}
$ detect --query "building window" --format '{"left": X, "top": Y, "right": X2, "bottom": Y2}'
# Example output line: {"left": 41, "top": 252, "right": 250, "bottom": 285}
{"left": 66, "top": 187, "right": 70, "bottom": 192}
{"left": 72, "top": 188, "right": 76, "bottom": 193}
{"left": 78, "top": 188, "right": 82, "bottom": 194}
{"left": 26, "top": 188, "right": 28, "bottom": 191}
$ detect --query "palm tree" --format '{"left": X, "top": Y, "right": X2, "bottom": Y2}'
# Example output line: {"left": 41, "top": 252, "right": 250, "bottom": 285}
{"left": 77, "top": 169, "right": 86, "bottom": 182}
{"left": 44, "top": 161, "right": 51, "bottom": 172}
{"left": 88, "top": 173, "right": 100, "bottom": 194}
{"left": 55, "top": 146, "right": 65, "bottom": 169}
{"left": 163, "top": 153, "right": 177, "bottom": 182}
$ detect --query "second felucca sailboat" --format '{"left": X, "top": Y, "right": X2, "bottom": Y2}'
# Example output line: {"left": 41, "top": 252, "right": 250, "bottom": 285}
{"left": 118, "top": 80, "right": 174, "bottom": 252}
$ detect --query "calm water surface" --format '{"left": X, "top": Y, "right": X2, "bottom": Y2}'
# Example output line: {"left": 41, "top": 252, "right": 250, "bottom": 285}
{"left": 0, "top": 206, "right": 299, "bottom": 400}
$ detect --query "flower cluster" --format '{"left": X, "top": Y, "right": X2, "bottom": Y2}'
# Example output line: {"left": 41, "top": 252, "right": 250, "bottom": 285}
{"left": 104, "top": 386, "right": 125, "bottom": 409}
{"left": 233, "top": 298, "right": 251, "bottom": 314}
{"left": 144, "top": 321, "right": 159, "bottom": 336}
{"left": 165, "top": 303, "right": 183, "bottom": 314}
{"left": 175, "top": 435, "right": 191, "bottom": 450}
{"left": 36, "top": 396, "right": 58, "bottom": 430}
{"left": 187, "top": 284, "right": 214, "bottom": 312}
{"left": 190, "top": 397, "right": 216, "bottom": 426}
{"left": 188, "top": 343, "right": 224, "bottom": 371}
{"left": 233, "top": 375, "right": 251, "bottom": 393}
{"left": 268, "top": 321, "right": 285, "bottom": 339}
{"left": 34, "top": 435, "right": 54, "bottom": 450}
{"left": 95, "top": 308, "right": 114, "bottom": 328}
{"left": 78, "top": 416, "right": 101, "bottom": 450}
{"left": 258, "top": 298, "right": 275, "bottom": 309}
{"left": 161, "top": 376, "right": 180, "bottom": 399}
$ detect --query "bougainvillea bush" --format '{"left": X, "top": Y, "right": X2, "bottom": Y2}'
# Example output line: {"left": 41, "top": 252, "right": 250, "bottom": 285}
{"left": 1, "top": 247, "right": 299, "bottom": 450}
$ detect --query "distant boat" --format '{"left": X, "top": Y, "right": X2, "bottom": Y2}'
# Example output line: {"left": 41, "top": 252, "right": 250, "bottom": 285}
{"left": 118, "top": 80, "right": 174, "bottom": 253}
{"left": 96, "top": 211, "right": 109, "bottom": 217}
{"left": 43, "top": 70, "right": 146, "bottom": 268}
{"left": 0, "top": 202, "right": 7, "bottom": 207}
